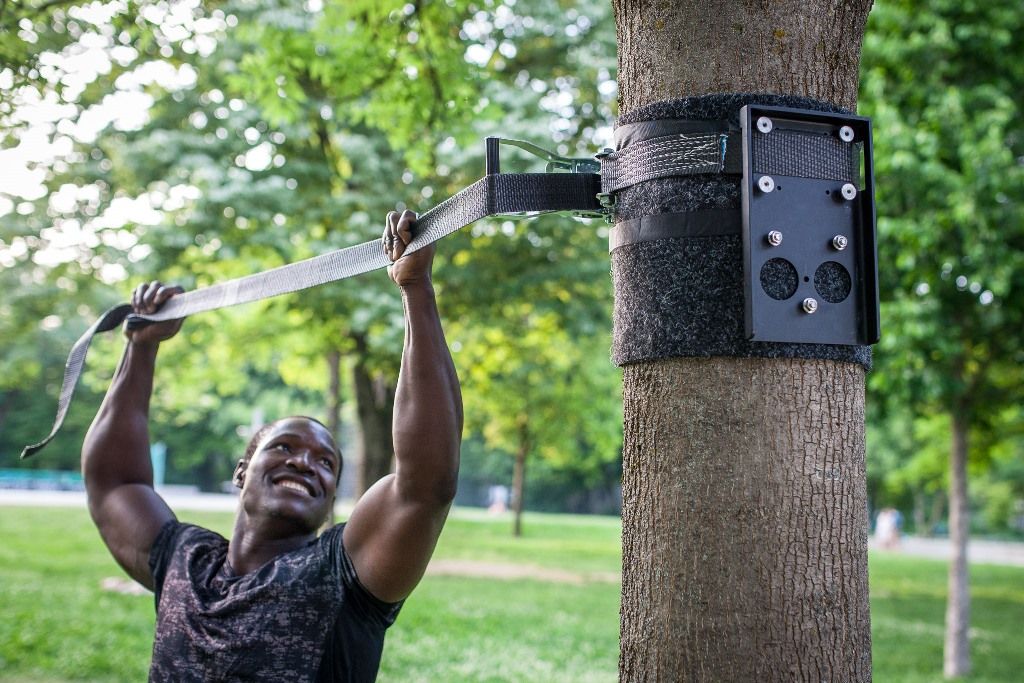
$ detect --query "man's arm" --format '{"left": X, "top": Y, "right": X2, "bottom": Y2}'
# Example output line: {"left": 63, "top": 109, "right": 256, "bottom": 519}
{"left": 82, "top": 282, "right": 182, "bottom": 590}
{"left": 343, "top": 210, "right": 463, "bottom": 603}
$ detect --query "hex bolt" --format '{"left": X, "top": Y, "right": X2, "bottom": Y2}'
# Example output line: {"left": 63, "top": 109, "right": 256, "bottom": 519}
{"left": 840, "top": 183, "right": 857, "bottom": 200}
{"left": 832, "top": 234, "right": 849, "bottom": 251}
{"left": 757, "top": 175, "right": 776, "bottom": 193}
{"left": 838, "top": 125, "right": 855, "bottom": 142}
{"left": 756, "top": 116, "right": 773, "bottom": 134}
{"left": 767, "top": 230, "right": 783, "bottom": 247}
{"left": 802, "top": 297, "right": 819, "bottom": 314}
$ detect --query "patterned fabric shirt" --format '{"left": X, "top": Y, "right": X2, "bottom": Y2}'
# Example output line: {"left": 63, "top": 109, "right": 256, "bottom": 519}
{"left": 148, "top": 521, "right": 402, "bottom": 682}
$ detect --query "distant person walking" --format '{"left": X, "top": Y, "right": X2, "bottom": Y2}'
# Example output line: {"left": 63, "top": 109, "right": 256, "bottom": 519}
{"left": 875, "top": 507, "right": 902, "bottom": 550}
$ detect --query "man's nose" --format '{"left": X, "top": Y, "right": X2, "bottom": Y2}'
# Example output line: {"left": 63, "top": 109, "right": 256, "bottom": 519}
{"left": 285, "top": 450, "right": 314, "bottom": 471}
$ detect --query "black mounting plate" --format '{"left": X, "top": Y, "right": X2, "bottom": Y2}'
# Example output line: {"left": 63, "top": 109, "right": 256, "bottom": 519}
{"left": 740, "top": 104, "right": 879, "bottom": 346}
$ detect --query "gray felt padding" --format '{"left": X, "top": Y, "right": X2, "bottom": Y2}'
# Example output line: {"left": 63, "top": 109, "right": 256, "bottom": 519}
{"left": 611, "top": 93, "right": 872, "bottom": 369}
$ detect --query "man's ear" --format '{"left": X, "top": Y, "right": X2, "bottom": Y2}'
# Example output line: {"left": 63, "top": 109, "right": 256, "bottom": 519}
{"left": 233, "top": 459, "right": 247, "bottom": 489}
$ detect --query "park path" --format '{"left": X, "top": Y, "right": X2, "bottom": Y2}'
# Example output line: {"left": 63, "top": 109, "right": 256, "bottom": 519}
{"left": 4, "top": 489, "right": 1024, "bottom": 570}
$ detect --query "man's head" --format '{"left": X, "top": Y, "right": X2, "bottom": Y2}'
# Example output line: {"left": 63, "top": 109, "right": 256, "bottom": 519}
{"left": 233, "top": 416, "right": 342, "bottom": 531}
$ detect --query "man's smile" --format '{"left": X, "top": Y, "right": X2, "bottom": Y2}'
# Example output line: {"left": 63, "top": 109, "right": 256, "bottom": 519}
{"left": 274, "top": 477, "right": 316, "bottom": 497}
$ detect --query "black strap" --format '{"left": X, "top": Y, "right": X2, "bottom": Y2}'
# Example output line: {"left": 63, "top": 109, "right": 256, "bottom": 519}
{"left": 22, "top": 172, "right": 602, "bottom": 458}
{"left": 609, "top": 210, "right": 741, "bottom": 252}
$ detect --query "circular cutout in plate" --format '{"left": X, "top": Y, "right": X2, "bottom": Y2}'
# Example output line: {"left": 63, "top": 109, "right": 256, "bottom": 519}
{"left": 814, "top": 261, "right": 852, "bottom": 303}
{"left": 760, "top": 258, "right": 798, "bottom": 300}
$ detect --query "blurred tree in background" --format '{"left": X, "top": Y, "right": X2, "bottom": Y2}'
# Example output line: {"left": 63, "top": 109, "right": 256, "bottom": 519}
{"left": 861, "top": 0, "right": 1024, "bottom": 675}
{"left": 1, "top": 0, "right": 622, "bottom": 511}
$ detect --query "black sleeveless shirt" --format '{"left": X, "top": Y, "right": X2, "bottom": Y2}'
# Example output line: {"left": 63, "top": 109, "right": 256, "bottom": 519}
{"left": 148, "top": 521, "right": 402, "bottom": 682}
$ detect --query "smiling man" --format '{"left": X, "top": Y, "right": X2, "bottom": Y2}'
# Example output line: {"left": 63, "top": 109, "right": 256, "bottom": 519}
{"left": 81, "top": 210, "right": 462, "bottom": 682}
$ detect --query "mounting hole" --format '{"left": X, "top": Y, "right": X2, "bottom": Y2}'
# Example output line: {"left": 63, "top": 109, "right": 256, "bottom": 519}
{"left": 761, "top": 258, "right": 799, "bottom": 301}
{"left": 803, "top": 276, "right": 810, "bottom": 282}
{"left": 814, "top": 261, "right": 852, "bottom": 303}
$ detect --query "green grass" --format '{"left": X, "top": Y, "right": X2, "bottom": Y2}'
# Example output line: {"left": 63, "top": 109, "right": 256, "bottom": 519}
{"left": 1, "top": 506, "right": 1023, "bottom": 682}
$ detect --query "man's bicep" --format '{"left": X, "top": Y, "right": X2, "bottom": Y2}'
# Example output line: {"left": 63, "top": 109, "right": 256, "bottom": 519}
{"left": 89, "top": 483, "right": 175, "bottom": 590}
{"left": 342, "top": 475, "right": 451, "bottom": 604}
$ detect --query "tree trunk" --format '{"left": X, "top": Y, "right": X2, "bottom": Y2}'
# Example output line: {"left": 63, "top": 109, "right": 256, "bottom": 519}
{"left": 351, "top": 335, "right": 395, "bottom": 496}
{"left": 944, "top": 411, "right": 970, "bottom": 678}
{"left": 928, "top": 489, "right": 946, "bottom": 538}
{"left": 613, "top": 2, "right": 874, "bottom": 680}
{"left": 323, "top": 348, "right": 342, "bottom": 525}
{"left": 511, "top": 423, "right": 529, "bottom": 538}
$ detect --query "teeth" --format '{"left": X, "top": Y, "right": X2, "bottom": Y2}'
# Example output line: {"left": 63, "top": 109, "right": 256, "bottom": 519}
{"left": 278, "top": 480, "right": 310, "bottom": 495}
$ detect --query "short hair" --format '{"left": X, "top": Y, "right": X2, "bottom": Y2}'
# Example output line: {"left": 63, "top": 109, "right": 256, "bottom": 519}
{"left": 241, "top": 416, "right": 342, "bottom": 482}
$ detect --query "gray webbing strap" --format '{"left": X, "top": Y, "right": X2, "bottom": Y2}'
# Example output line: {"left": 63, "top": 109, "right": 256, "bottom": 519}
{"left": 600, "top": 118, "right": 856, "bottom": 196}
{"left": 23, "top": 172, "right": 601, "bottom": 458}
{"left": 600, "top": 119, "right": 744, "bottom": 196}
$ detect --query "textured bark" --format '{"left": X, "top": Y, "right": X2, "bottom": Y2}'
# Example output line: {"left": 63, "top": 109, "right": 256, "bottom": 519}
{"left": 613, "top": 0, "right": 869, "bottom": 116}
{"left": 351, "top": 336, "right": 395, "bottom": 496}
{"left": 619, "top": 359, "right": 871, "bottom": 680}
{"left": 613, "top": 1, "right": 874, "bottom": 680}
{"left": 944, "top": 412, "right": 970, "bottom": 677}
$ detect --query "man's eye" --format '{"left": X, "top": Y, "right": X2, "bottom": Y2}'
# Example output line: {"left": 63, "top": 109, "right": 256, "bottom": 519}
{"left": 321, "top": 458, "right": 334, "bottom": 469}
{"left": 274, "top": 443, "right": 291, "bottom": 452}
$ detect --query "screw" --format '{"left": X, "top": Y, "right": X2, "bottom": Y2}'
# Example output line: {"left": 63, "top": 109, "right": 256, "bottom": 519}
{"left": 838, "top": 125, "right": 855, "bottom": 142}
{"left": 757, "top": 116, "right": 773, "bottom": 134}
{"left": 767, "top": 230, "right": 783, "bottom": 247}
{"left": 832, "top": 234, "right": 849, "bottom": 251}
{"left": 757, "top": 175, "right": 775, "bottom": 193}
{"left": 802, "top": 297, "right": 819, "bottom": 314}
{"left": 840, "top": 183, "right": 857, "bottom": 200}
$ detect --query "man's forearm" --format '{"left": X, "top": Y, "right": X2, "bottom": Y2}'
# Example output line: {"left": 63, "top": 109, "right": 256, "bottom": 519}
{"left": 82, "top": 340, "right": 161, "bottom": 492}
{"left": 392, "top": 281, "right": 463, "bottom": 503}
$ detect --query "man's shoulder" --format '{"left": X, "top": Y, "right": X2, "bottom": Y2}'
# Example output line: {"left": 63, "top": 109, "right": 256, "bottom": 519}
{"left": 157, "top": 519, "right": 228, "bottom": 552}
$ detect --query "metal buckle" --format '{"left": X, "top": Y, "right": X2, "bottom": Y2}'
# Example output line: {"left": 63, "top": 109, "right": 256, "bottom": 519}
{"left": 484, "top": 137, "right": 610, "bottom": 222}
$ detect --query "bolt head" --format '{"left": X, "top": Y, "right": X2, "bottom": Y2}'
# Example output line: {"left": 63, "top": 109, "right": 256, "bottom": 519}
{"left": 802, "top": 297, "right": 819, "bottom": 314}
{"left": 757, "top": 175, "right": 775, "bottom": 193}
{"left": 839, "top": 125, "right": 855, "bottom": 142}
{"left": 756, "top": 116, "right": 773, "bottom": 134}
{"left": 832, "top": 234, "right": 849, "bottom": 251}
{"left": 841, "top": 183, "right": 857, "bottom": 200}
{"left": 767, "top": 230, "right": 783, "bottom": 247}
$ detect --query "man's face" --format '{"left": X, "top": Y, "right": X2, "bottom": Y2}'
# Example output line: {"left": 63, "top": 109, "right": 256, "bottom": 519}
{"left": 237, "top": 417, "right": 341, "bottom": 532}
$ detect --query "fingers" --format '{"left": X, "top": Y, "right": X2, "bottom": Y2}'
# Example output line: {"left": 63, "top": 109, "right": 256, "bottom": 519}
{"left": 382, "top": 209, "right": 418, "bottom": 263}
{"left": 130, "top": 281, "right": 183, "bottom": 315}
{"left": 396, "top": 209, "right": 415, "bottom": 246}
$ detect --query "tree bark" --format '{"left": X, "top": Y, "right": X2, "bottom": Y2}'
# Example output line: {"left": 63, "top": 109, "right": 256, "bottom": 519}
{"left": 351, "top": 335, "right": 395, "bottom": 496}
{"left": 944, "top": 411, "right": 970, "bottom": 677}
{"left": 613, "top": 2, "right": 874, "bottom": 680}
{"left": 613, "top": 0, "right": 867, "bottom": 114}
{"left": 511, "top": 423, "right": 529, "bottom": 538}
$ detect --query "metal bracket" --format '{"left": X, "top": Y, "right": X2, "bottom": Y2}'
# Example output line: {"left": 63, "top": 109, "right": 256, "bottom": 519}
{"left": 740, "top": 105, "right": 880, "bottom": 345}
{"left": 485, "top": 137, "right": 610, "bottom": 222}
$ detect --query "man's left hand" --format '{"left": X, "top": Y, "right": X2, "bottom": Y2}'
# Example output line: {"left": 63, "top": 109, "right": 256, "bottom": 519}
{"left": 383, "top": 209, "right": 434, "bottom": 288}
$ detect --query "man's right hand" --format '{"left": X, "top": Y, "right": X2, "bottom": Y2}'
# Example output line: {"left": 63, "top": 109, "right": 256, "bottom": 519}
{"left": 125, "top": 280, "right": 186, "bottom": 346}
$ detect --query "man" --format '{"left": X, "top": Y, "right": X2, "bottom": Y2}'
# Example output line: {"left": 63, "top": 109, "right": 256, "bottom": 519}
{"left": 81, "top": 210, "right": 462, "bottom": 681}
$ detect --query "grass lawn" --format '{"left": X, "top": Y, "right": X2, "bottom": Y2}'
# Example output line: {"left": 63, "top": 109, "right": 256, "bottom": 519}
{"left": 0, "top": 505, "right": 1021, "bottom": 682}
